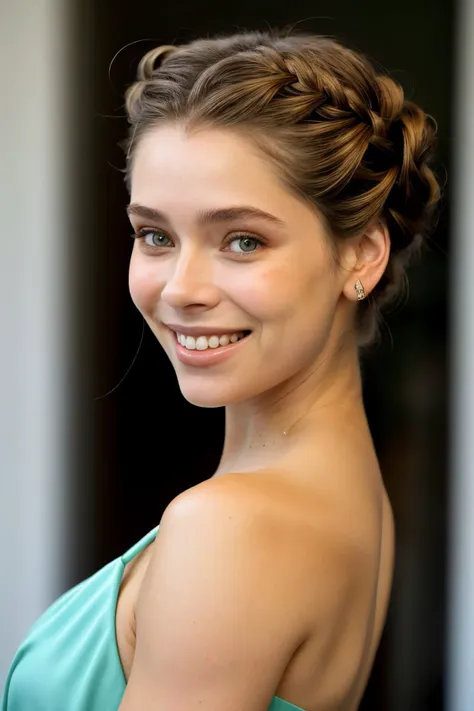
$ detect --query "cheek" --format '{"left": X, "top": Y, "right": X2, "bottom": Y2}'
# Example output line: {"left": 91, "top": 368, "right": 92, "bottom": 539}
{"left": 235, "top": 260, "right": 327, "bottom": 321}
{"left": 219, "top": 265, "right": 287, "bottom": 321}
{"left": 128, "top": 253, "right": 161, "bottom": 311}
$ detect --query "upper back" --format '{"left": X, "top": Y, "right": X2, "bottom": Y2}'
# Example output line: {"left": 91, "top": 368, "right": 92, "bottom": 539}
{"left": 270, "top": 478, "right": 394, "bottom": 711}
{"left": 118, "top": 417, "right": 394, "bottom": 711}
{"left": 204, "top": 444, "right": 394, "bottom": 711}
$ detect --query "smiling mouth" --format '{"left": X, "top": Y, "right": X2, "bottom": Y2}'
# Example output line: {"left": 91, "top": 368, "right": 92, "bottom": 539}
{"left": 175, "top": 330, "right": 251, "bottom": 351}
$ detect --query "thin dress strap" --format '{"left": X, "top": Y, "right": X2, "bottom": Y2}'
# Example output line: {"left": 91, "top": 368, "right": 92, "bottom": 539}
{"left": 121, "top": 526, "right": 159, "bottom": 565}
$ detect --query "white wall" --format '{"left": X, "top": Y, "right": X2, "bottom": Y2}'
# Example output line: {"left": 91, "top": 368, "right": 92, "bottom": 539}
{"left": 0, "top": 0, "right": 73, "bottom": 689}
{"left": 447, "top": 0, "right": 474, "bottom": 708}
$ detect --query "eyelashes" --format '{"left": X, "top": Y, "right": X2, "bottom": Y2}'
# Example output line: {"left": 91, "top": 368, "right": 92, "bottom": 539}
{"left": 222, "top": 234, "right": 264, "bottom": 255}
{"left": 131, "top": 229, "right": 266, "bottom": 257}
{"left": 132, "top": 229, "right": 173, "bottom": 248}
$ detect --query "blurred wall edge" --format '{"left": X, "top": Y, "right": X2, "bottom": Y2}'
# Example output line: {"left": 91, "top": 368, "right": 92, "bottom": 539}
{"left": 447, "top": 0, "right": 474, "bottom": 709}
{"left": 0, "top": 0, "right": 80, "bottom": 688}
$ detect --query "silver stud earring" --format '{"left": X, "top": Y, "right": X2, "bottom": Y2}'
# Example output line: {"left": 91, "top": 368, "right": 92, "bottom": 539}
{"left": 354, "top": 279, "right": 366, "bottom": 301}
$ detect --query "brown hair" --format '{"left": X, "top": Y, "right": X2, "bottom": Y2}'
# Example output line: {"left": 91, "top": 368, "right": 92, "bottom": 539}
{"left": 123, "top": 30, "right": 440, "bottom": 346}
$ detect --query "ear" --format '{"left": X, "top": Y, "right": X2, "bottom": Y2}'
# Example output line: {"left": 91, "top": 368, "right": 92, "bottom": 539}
{"left": 340, "top": 220, "right": 391, "bottom": 302}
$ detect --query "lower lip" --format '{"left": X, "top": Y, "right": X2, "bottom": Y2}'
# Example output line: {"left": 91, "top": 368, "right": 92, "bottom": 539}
{"left": 172, "top": 332, "right": 250, "bottom": 367}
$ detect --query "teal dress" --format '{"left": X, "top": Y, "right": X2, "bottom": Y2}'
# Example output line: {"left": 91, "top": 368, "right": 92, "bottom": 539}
{"left": 1, "top": 527, "right": 305, "bottom": 711}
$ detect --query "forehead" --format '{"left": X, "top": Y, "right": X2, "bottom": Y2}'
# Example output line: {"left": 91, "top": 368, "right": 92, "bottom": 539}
{"left": 130, "top": 124, "right": 296, "bottom": 214}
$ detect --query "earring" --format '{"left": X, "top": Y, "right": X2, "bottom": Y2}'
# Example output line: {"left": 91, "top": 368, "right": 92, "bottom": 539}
{"left": 354, "top": 279, "right": 366, "bottom": 301}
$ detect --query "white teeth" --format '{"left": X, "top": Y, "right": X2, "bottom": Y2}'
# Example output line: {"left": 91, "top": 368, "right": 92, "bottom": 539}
{"left": 177, "top": 331, "right": 247, "bottom": 351}
{"left": 195, "top": 336, "right": 208, "bottom": 351}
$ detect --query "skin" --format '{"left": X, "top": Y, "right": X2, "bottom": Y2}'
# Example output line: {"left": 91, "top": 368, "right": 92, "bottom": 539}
{"left": 117, "top": 123, "right": 395, "bottom": 711}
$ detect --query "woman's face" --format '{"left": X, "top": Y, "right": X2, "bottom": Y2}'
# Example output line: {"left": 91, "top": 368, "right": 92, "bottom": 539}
{"left": 128, "top": 124, "right": 350, "bottom": 407}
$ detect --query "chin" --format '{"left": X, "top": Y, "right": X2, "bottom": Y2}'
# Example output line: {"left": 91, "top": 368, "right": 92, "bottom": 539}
{"left": 176, "top": 377, "right": 244, "bottom": 408}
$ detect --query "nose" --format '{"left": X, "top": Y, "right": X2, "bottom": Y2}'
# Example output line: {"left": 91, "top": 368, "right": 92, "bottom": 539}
{"left": 160, "top": 248, "right": 220, "bottom": 312}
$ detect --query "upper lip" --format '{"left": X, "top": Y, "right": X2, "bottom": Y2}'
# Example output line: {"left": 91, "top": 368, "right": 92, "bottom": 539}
{"left": 165, "top": 323, "right": 249, "bottom": 337}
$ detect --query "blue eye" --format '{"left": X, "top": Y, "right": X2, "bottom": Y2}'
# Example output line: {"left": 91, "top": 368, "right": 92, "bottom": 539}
{"left": 228, "top": 236, "right": 261, "bottom": 254}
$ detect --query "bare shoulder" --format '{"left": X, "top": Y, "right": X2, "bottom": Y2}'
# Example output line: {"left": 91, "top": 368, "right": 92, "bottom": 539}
{"left": 120, "top": 470, "right": 392, "bottom": 710}
{"left": 149, "top": 472, "right": 322, "bottom": 615}
{"left": 121, "top": 474, "right": 315, "bottom": 710}
{"left": 161, "top": 469, "right": 369, "bottom": 558}
{"left": 156, "top": 469, "right": 383, "bottom": 627}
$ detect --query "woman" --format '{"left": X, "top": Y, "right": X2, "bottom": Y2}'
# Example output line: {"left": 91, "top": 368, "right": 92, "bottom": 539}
{"left": 2, "top": 29, "right": 440, "bottom": 711}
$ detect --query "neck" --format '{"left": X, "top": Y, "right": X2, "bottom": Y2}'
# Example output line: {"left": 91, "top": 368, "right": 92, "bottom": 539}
{"left": 214, "top": 332, "right": 365, "bottom": 476}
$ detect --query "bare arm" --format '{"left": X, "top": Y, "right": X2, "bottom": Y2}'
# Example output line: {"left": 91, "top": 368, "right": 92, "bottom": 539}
{"left": 119, "top": 477, "right": 366, "bottom": 711}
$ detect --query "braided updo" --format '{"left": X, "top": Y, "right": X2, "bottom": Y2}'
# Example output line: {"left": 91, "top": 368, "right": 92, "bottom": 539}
{"left": 124, "top": 30, "right": 440, "bottom": 346}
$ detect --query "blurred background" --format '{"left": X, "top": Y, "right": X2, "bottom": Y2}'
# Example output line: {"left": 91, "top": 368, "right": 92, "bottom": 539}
{"left": 2, "top": 0, "right": 472, "bottom": 709}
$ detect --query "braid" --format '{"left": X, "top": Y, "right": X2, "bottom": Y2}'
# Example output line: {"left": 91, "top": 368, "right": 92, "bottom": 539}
{"left": 125, "top": 45, "right": 179, "bottom": 122}
{"left": 123, "top": 30, "right": 440, "bottom": 346}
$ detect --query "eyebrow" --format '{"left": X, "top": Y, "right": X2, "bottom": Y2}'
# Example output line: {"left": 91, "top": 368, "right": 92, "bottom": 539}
{"left": 126, "top": 203, "right": 286, "bottom": 228}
